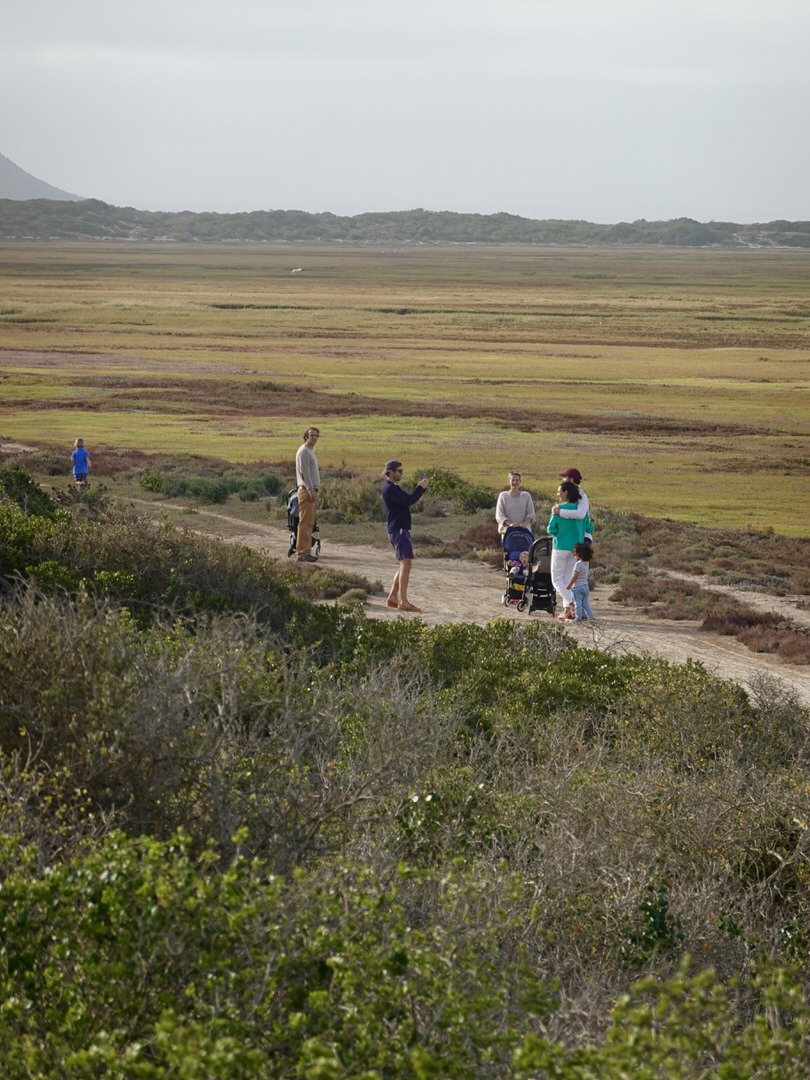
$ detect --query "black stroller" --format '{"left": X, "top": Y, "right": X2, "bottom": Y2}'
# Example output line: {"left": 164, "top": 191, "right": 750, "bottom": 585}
{"left": 519, "top": 535, "right": 556, "bottom": 615}
{"left": 502, "top": 526, "right": 534, "bottom": 607}
{"left": 286, "top": 488, "right": 321, "bottom": 559}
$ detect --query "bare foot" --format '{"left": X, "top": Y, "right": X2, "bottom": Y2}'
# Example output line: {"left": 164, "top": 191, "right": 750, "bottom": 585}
{"left": 398, "top": 602, "right": 421, "bottom": 612}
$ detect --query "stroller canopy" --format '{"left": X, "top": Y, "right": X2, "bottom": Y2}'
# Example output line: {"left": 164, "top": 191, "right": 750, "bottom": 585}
{"left": 502, "top": 525, "right": 534, "bottom": 561}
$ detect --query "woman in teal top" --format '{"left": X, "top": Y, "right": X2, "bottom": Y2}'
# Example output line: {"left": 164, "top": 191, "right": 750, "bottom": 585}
{"left": 547, "top": 480, "right": 592, "bottom": 620}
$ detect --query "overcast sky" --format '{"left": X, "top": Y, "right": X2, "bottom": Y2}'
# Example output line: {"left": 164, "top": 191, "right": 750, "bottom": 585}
{"left": 2, "top": 0, "right": 808, "bottom": 222}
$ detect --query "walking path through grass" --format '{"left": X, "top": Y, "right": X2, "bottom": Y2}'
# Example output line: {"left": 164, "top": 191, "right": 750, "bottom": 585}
{"left": 128, "top": 497, "right": 810, "bottom": 708}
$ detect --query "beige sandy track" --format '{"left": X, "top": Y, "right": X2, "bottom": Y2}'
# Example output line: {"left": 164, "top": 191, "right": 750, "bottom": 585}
{"left": 144, "top": 501, "right": 810, "bottom": 708}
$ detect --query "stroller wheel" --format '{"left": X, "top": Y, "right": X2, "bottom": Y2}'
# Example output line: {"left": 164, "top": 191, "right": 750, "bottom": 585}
{"left": 517, "top": 601, "right": 527, "bottom": 612}
{"left": 502, "top": 593, "right": 510, "bottom": 607}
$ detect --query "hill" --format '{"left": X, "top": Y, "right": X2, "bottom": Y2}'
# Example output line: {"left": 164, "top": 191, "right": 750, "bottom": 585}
{"left": 0, "top": 151, "right": 84, "bottom": 202}
{"left": 1, "top": 193, "right": 809, "bottom": 247}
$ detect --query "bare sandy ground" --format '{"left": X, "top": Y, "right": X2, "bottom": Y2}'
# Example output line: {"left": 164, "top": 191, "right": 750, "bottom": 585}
{"left": 156, "top": 503, "right": 810, "bottom": 709}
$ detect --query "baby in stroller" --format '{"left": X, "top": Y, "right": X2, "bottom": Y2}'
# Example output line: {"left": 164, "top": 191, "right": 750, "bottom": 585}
{"left": 502, "top": 527, "right": 557, "bottom": 615}
{"left": 502, "top": 525, "right": 533, "bottom": 606}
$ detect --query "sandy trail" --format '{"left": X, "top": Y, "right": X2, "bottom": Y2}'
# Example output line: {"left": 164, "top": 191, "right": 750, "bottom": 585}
{"left": 140, "top": 500, "right": 810, "bottom": 708}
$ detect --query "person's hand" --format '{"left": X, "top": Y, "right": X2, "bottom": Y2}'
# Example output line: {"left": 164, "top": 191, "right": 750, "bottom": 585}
{"left": 551, "top": 504, "right": 560, "bottom": 516}
{"left": 418, "top": 477, "right": 429, "bottom": 489}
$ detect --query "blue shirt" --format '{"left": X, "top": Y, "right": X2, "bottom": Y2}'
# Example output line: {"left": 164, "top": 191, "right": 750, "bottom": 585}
{"left": 71, "top": 447, "right": 90, "bottom": 474}
{"left": 381, "top": 479, "right": 425, "bottom": 534}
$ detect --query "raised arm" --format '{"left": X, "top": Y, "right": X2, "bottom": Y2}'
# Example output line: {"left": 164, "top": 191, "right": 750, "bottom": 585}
{"left": 557, "top": 490, "right": 589, "bottom": 520}
{"left": 387, "top": 483, "right": 426, "bottom": 508}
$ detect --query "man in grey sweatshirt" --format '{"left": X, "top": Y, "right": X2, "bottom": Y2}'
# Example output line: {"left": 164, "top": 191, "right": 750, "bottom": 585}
{"left": 295, "top": 426, "right": 321, "bottom": 561}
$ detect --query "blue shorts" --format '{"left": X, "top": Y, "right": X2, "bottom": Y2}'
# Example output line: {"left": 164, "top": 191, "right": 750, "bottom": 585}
{"left": 74, "top": 472, "right": 88, "bottom": 482}
{"left": 388, "top": 528, "right": 414, "bottom": 561}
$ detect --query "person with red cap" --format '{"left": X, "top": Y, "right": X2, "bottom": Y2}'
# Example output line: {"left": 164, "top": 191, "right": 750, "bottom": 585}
{"left": 551, "top": 467, "right": 590, "bottom": 533}
{"left": 547, "top": 479, "right": 593, "bottom": 619}
{"left": 549, "top": 468, "right": 593, "bottom": 620}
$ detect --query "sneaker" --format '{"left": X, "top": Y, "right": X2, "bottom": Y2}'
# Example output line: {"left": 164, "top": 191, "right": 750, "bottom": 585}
{"left": 297, "top": 554, "right": 318, "bottom": 563}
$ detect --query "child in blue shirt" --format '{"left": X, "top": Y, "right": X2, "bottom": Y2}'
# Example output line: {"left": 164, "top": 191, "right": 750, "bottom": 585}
{"left": 71, "top": 438, "right": 92, "bottom": 486}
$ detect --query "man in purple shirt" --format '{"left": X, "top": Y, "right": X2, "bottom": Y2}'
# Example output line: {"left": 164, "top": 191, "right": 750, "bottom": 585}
{"left": 381, "top": 460, "right": 429, "bottom": 612}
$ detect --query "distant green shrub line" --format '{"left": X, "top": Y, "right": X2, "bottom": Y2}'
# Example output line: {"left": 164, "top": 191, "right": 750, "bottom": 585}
{"left": 3, "top": 198, "right": 810, "bottom": 247}
{"left": 3, "top": 466, "right": 810, "bottom": 1072}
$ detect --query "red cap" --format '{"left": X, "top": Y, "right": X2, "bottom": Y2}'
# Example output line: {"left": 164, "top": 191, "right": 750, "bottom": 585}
{"left": 559, "top": 467, "right": 582, "bottom": 484}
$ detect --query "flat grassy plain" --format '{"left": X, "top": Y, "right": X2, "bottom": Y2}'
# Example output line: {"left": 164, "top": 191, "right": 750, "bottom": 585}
{"left": 0, "top": 242, "right": 808, "bottom": 533}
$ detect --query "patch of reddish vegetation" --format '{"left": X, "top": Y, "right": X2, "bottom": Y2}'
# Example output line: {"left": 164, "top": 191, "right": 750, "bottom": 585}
{"left": 703, "top": 609, "right": 810, "bottom": 665}
{"left": 438, "top": 521, "right": 502, "bottom": 563}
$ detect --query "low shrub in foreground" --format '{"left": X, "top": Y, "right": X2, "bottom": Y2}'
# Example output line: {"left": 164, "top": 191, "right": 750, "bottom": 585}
{"left": 0, "top": 833, "right": 552, "bottom": 1079}
{"left": 0, "top": 464, "right": 57, "bottom": 518}
{"left": 3, "top": 830, "right": 810, "bottom": 1078}
{"left": 4, "top": 471, "right": 810, "bottom": 1065}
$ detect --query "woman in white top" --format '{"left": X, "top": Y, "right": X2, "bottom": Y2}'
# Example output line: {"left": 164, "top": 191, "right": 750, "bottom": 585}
{"left": 495, "top": 471, "right": 536, "bottom": 536}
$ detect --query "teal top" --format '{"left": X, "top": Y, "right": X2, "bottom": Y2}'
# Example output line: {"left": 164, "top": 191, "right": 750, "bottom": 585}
{"left": 546, "top": 503, "right": 593, "bottom": 550}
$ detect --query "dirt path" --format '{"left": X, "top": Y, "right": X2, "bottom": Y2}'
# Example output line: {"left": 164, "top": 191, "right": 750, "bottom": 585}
{"left": 131, "top": 499, "right": 810, "bottom": 708}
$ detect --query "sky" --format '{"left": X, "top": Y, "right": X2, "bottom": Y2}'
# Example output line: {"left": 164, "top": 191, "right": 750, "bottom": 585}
{"left": 2, "top": 0, "right": 809, "bottom": 223}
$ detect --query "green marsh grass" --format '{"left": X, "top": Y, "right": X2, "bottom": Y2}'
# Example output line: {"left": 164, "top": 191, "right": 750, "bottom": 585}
{"left": 1, "top": 242, "right": 808, "bottom": 533}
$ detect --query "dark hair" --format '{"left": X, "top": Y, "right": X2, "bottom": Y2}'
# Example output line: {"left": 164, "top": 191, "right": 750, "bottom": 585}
{"left": 559, "top": 480, "right": 580, "bottom": 502}
{"left": 574, "top": 542, "right": 593, "bottom": 561}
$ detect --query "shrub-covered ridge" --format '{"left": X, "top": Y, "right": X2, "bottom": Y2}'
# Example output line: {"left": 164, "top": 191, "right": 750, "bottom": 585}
{"left": 2, "top": 472, "right": 810, "bottom": 1075}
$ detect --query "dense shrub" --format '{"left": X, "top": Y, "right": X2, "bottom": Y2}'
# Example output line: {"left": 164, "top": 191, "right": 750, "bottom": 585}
{"left": 317, "top": 475, "right": 387, "bottom": 522}
{"left": 0, "top": 464, "right": 57, "bottom": 517}
{"left": 4, "top": 469, "right": 810, "bottom": 1066}
{"left": 0, "top": 832, "right": 556, "bottom": 1078}
{"left": 0, "top": 493, "right": 303, "bottom": 631}
{"left": 139, "top": 465, "right": 283, "bottom": 504}
{"left": 417, "top": 467, "right": 495, "bottom": 514}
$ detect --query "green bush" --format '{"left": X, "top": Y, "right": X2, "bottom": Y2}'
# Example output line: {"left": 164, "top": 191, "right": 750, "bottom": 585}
{"left": 0, "top": 495, "right": 301, "bottom": 631}
{"left": 0, "top": 465, "right": 57, "bottom": 517}
{"left": 0, "top": 834, "right": 553, "bottom": 1078}
{"left": 237, "top": 471, "right": 284, "bottom": 501}
{"left": 418, "top": 467, "right": 495, "bottom": 513}
{"left": 138, "top": 465, "right": 283, "bottom": 505}
{"left": 0, "top": 501, "right": 66, "bottom": 577}
{"left": 317, "top": 475, "right": 387, "bottom": 522}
